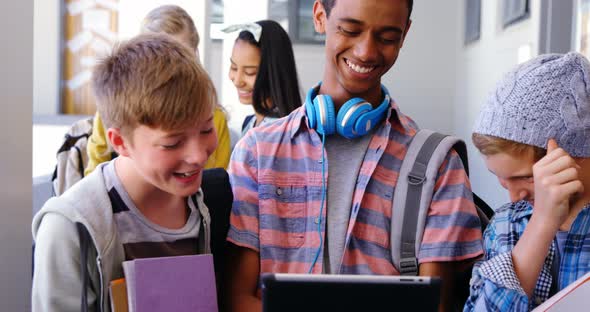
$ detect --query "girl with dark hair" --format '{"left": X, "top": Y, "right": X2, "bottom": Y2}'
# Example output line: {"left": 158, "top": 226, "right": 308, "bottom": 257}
{"left": 226, "top": 20, "right": 302, "bottom": 136}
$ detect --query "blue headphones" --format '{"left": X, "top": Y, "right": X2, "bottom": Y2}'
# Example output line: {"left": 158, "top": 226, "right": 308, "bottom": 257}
{"left": 305, "top": 83, "right": 391, "bottom": 139}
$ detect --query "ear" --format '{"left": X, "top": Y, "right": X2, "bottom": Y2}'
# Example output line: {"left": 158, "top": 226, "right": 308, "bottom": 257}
{"left": 400, "top": 19, "right": 412, "bottom": 48}
{"left": 313, "top": 0, "right": 327, "bottom": 34}
{"left": 107, "top": 127, "right": 131, "bottom": 157}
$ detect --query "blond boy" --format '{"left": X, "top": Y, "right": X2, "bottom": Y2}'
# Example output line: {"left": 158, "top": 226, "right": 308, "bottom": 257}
{"left": 32, "top": 33, "right": 218, "bottom": 312}
{"left": 85, "top": 4, "right": 231, "bottom": 176}
{"left": 465, "top": 52, "right": 590, "bottom": 311}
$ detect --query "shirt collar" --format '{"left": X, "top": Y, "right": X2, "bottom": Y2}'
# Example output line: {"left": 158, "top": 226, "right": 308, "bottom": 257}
{"left": 509, "top": 200, "right": 534, "bottom": 222}
{"left": 509, "top": 201, "right": 590, "bottom": 225}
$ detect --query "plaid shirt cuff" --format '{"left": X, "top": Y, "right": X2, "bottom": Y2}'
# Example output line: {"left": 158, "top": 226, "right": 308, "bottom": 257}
{"left": 478, "top": 251, "right": 526, "bottom": 295}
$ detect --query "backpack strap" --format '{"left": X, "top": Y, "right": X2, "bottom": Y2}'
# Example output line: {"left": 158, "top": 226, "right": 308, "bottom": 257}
{"left": 391, "top": 129, "right": 495, "bottom": 275}
{"left": 443, "top": 139, "right": 493, "bottom": 228}
{"left": 52, "top": 117, "right": 94, "bottom": 196}
{"left": 76, "top": 222, "right": 90, "bottom": 312}
{"left": 76, "top": 222, "right": 99, "bottom": 312}
{"left": 392, "top": 130, "right": 446, "bottom": 275}
{"left": 201, "top": 168, "right": 233, "bottom": 261}
{"left": 241, "top": 115, "right": 255, "bottom": 133}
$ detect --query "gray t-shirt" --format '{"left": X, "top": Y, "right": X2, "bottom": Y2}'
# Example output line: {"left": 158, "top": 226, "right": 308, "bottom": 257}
{"left": 103, "top": 161, "right": 201, "bottom": 260}
{"left": 323, "top": 133, "right": 372, "bottom": 273}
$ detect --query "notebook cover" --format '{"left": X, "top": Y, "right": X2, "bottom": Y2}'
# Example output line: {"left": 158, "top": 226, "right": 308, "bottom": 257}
{"left": 125, "top": 254, "right": 217, "bottom": 312}
{"left": 534, "top": 271, "right": 590, "bottom": 311}
{"left": 122, "top": 261, "right": 136, "bottom": 312}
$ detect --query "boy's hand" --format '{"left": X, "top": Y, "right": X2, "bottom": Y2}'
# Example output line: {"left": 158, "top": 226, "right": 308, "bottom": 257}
{"left": 532, "top": 139, "right": 584, "bottom": 231}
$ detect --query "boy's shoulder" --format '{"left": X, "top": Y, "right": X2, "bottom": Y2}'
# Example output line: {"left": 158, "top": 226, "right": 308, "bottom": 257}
{"left": 33, "top": 163, "right": 116, "bottom": 247}
{"left": 486, "top": 201, "right": 532, "bottom": 235}
{"left": 244, "top": 107, "right": 306, "bottom": 142}
{"left": 494, "top": 201, "right": 532, "bottom": 220}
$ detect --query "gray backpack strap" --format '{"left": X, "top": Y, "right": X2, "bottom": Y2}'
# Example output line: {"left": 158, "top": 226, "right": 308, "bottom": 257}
{"left": 391, "top": 130, "right": 463, "bottom": 275}
{"left": 76, "top": 222, "right": 99, "bottom": 312}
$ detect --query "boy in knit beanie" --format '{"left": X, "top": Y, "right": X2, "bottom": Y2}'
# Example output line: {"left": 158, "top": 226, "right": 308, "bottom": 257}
{"left": 465, "top": 52, "right": 590, "bottom": 311}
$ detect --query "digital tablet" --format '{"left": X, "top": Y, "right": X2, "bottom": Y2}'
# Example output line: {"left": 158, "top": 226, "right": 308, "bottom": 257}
{"left": 261, "top": 273, "right": 441, "bottom": 312}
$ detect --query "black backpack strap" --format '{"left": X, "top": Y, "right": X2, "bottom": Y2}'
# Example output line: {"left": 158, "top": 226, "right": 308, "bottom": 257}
{"left": 447, "top": 140, "right": 494, "bottom": 226}
{"left": 200, "top": 168, "right": 233, "bottom": 309}
{"left": 76, "top": 222, "right": 97, "bottom": 312}
{"left": 241, "top": 115, "right": 255, "bottom": 132}
{"left": 201, "top": 168, "right": 233, "bottom": 262}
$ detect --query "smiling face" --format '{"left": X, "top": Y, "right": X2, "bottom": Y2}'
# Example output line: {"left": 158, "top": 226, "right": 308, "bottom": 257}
{"left": 111, "top": 114, "right": 217, "bottom": 199}
{"left": 313, "top": 0, "right": 411, "bottom": 106}
{"left": 484, "top": 152, "right": 537, "bottom": 205}
{"left": 228, "top": 39, "right": 261, "bottom": 105}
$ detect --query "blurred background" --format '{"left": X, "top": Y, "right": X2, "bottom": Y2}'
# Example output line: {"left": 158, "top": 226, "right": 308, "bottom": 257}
{"left": 2, "top": 0, "right": 587, "bottom": 309}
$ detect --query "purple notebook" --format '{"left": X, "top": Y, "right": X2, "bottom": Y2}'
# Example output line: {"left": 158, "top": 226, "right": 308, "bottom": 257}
{"left": 122, "top": 254, "right": 217, "bottom": 312}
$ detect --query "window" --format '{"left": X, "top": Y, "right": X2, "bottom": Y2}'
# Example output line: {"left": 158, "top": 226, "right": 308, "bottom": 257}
{"left": 465, "top": 0, "right": 481, "bottom": 44}
{"left": 210, "top": 0, "right": 224, "bottom": 40}
{"left": 576, "top": 0, "right": 590, "bottom": 59}
{"left": 269, "top": 0, "right": 324, "bottom": 44}
{"left": 291, "top": 0, "right": 324, "bottom": 43}
{"left": 502, "top": 0, "right": 529, "bottom": 27}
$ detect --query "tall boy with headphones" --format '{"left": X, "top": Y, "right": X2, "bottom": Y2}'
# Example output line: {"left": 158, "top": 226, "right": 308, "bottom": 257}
{"left": 225, "top": 1, "right": 484, "bottom": 311}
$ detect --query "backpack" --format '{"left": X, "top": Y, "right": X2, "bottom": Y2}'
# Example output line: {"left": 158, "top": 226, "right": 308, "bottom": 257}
{"left": 390, "top": 129, "right": 494, "bottom": 307}
{"left": 51, "top": 117, "right": 94, "bottom": 196}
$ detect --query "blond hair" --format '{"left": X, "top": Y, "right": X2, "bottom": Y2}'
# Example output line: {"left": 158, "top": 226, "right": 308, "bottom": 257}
{"left": 141, "top": 5, "right": 199, "bottom": 51}
{"left": 92, "top": 33, "right": 216, "bottom": 136}
{"left": 472, "top": 133, "right": 546, "bottom": 161}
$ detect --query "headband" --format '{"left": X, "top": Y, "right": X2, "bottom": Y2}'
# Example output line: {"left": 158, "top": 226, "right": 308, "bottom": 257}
{"left": 221, "top": 22, "right": 262, "bottom": 42}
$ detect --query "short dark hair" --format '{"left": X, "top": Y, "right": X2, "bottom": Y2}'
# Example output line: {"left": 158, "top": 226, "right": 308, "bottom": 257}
{"left": 237, "top": 20, "right": 302, "bottom": 117}
{"left": 321, "top": 0, "right": 413, "bottom": 24}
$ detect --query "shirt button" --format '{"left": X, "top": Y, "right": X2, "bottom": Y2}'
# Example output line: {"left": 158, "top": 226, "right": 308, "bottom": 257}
{"left": 314, "top": 217, "right": 320, "bottom": 224}
{"left": 534, "top": 297, "right": 543, "bottom": 305}
{"left": 276, "top": 188, "right": 283, "bottom": 196}
{"left": 318, "top": 159, "right": 323, "bottom": 164}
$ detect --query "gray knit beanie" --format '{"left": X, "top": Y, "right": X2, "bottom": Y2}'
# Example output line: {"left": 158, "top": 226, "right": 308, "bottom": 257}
{"left": 473, "top": 52, "right": 590, "bottom": 157}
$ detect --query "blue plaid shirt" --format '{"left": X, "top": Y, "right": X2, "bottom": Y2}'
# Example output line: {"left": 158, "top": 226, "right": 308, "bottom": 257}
{"left": 464, "top": 201, "right": 590, "bottom": 311}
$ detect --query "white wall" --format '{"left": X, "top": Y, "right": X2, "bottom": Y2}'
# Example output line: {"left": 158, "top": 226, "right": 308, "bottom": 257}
{"left": 0, "top": 0, "right": 33, "bottom": 310}
{"left": 209, "top": 40, "right": 225, "bottom": 99}
{"left": 292, "top": 44, "right": 326, "bottom": 94}
{"left": 454, "top": 0, "right": 542, "bottom": 209}
{"left": 382, "top": 0, "right": 461, "bottom": 134}
{"left": 34, "top": 0, "right": 60, "bottom": 115}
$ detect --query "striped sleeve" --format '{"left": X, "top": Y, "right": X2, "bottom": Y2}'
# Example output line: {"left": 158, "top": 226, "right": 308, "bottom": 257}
{"left": 419, "top": 149, "right": 484, "bottom": 262}
{"left": 227, "top": 132, "right": 261, "bottom": 252}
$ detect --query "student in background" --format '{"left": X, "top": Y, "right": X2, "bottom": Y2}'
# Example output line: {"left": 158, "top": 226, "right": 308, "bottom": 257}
{"left": 225, "top": 1, "right": 483, "bottom": 311}
{"left": 465, "top": 52, "right": 590, "bottom": 311}
{"left": 224, "top": 20, "right": 302, "bottom": 137}
{"left": 32, "top": 34, "right": 218, "bottom": 312}
{"left": 86, "top": 5, "right": 230, "bottom": 174}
